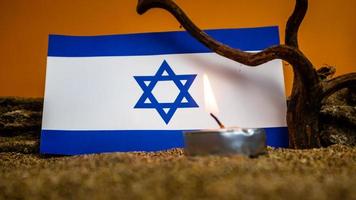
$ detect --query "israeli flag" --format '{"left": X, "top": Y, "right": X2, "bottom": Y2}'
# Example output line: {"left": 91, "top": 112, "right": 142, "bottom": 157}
{"left": 40, "top": 26, "right": 288, "bottom": 155}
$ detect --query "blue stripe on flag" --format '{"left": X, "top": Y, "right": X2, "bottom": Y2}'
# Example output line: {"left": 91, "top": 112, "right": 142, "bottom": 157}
{"left": 40, "top": 127, "right": 288, "bottom": 155}
{"left": 48, "top": 26, "right": 279, "bottom": 57}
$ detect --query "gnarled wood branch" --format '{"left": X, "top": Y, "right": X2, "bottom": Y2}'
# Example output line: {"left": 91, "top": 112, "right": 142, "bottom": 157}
{"left": 285, "top": 0, "right": 308, "bottom": 48}
{"left": 322, "top": 73, "right": 356, "bottom": 101}
{"left": 136, "top": 0, "right": 356, "bottom": 148}
{"left": 137, "top": 0, "right": 320, "bottom": 89}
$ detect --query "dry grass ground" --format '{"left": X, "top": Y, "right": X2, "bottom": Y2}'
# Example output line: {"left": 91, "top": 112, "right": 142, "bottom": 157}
{"left": 0, "top": 136, "right": 355, "bottom": 200}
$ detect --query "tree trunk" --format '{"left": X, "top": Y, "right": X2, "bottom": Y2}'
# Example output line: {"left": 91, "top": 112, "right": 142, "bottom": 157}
{"left": 288, "top": 93, "right": 321, "bottom": 148}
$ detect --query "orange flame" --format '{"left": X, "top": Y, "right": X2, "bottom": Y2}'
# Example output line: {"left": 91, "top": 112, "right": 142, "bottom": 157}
{"left": 203, "top": 74, "right": 219, "bottom": 115}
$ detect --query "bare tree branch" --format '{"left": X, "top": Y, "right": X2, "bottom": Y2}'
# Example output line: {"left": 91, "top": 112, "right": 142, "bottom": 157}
{"left": 321, "top": 72, "right": 356, "bottom": 101}
{"left": 137, "top": 0, "right": 320, "bottom": 88}
{"left": 285, "top": 0, "right": 308, "bottom": 48}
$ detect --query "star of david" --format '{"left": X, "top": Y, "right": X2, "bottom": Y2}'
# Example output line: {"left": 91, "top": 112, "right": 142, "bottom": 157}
{"left": 134, "top": 60, "right": 199, "bottom": 124}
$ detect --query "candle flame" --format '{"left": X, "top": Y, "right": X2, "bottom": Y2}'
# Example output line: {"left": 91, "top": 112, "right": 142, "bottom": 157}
{"left": 203, "top": 74, "right": 219, "bottom": 115}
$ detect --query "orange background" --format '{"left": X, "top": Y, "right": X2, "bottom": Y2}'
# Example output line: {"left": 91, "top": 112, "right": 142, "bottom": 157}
{"left": 0, "top": 0, "right": 355, "bottom": 97}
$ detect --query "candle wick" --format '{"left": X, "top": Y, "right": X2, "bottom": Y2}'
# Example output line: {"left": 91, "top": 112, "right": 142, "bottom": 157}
{"left": 210, "top": 113, "right": 225, "bottom": 128}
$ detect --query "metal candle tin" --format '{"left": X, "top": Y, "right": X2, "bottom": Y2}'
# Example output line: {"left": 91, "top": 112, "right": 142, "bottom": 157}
{"left": 183, "top": 128, "right": 266, "bottom": 157}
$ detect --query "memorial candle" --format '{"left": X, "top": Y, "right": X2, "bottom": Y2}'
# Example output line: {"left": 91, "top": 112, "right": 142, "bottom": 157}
{"left": 183, "top": 74, "right": 267, "bottom": 157}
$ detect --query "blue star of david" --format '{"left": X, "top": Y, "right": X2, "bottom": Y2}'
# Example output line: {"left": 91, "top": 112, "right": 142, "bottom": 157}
{"left": 134, "top": 60, "right": 199, "bottom": 124}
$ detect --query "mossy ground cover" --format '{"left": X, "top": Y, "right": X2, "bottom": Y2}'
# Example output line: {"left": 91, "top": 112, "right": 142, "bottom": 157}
{"left": 0, "top": 136, "right": 355, "bottom": 200}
